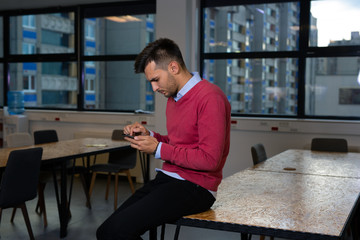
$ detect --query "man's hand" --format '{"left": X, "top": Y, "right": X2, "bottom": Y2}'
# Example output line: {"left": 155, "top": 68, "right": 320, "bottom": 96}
{"left": 125, "top": 135, "right": 159, "bottom": 155}
{"left": 123, "top": 122, "right": 150, "bottom": 137}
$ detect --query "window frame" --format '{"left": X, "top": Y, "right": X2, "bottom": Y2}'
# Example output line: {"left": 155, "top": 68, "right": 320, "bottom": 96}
{"left": 200, "top": 0, "right": 360, "bottom": 120}
{"left": 0, "top": 0, "right": 156, "bottom": 113}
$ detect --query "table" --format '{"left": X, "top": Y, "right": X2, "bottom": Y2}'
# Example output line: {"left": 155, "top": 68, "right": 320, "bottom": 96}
{"left": 252, "top": 149, "right": 360, "bottom": 178}
{"left": 171, "top": 149, "right": 360, "bottom": 240}
{"left": 0, "top": 138, "right": 130, "bottom": 238}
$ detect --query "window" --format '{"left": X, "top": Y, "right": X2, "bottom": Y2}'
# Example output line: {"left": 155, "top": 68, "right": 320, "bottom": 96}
{"left": 0, "top": 16, "right": 3, "bottom": 106}
{"left": 1, "top": 1, "right": 156, "bottom": 112}
{"left": 10, "top": 12, "right": 75, "bottom": 55}
{"left": 0, "top": 16, "right": 3, "bottom": 58}
{"left": 0, "top": 64, "right": 3, "bottom": 107}
{"left": 9, "top": 62, "right": 77, "bottom": 108}
{"left": 23, "top": 75, "right": 36, "bottom": 91}
{"left": 305, "top": 57, "right": 360, "bottom": 117}
{"left": 82, "top": 1, "right": 156, "bottom": 111}
{"left": 310, "top": 1, "right": 360, "bottom": 47}
{"left": 201, "top": 0, "right": 360, "bottom": 119}
{"left": 22, "top": 42, "right": 36, "bottom": 54}
{"left": 22, "top": 15, "right": 35, "bottom": 28}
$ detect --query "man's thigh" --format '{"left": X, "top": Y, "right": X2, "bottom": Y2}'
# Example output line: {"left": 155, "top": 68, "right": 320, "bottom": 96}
{"left": 97, "top": 173, "right": 214, "bottom": 239}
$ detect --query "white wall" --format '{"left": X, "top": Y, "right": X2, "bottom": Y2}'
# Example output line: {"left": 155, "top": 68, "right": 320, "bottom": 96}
{"left": 2, "top": 0, "right": 360, "bottom": 180}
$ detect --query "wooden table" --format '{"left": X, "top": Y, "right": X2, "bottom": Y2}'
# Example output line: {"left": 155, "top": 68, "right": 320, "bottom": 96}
{"left": 171, "top": 149, "right": 360, "bottom": 240}
{"left": 0, "top": 138, "right": 130, "bottom": 238}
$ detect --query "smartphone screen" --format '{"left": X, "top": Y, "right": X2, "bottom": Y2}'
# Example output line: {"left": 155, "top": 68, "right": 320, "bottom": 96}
{"left": 122, "top": 133, "right": 135, "bottom": 139}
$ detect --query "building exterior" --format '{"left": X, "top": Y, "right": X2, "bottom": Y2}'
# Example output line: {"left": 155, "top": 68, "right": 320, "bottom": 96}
{"left": 9, "top": 13, "right": 155, "bottom": 111}
{"left": 203, "top": 3, "right": 300, "bottom": 115}
{"left": 309, "top": 31, "right": 360, "bottom": 116}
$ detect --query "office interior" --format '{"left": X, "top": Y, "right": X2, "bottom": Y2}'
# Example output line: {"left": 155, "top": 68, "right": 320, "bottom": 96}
{"left": 0, "top": 0, "right": 360, "bottom": 239}
{"left": 1, "top": 0, "right": 360, "bottom": 180}
{"left": 1, "top": 0, "right": 360, "bottom": 181}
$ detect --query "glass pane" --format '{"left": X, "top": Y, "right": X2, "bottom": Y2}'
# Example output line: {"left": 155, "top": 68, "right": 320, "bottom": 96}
{"left": 84, "top": 14, "right": 155, "bottom": 55}
{"left": 10, "top": 12, "right": 75, "bottom": 54}
{"left": 203, "top": 2, "right": 299, "bottom": 53}
{"left": 9, "top": 62, "right": 77, "bottom": 108}
{"left": 0, "top": 64, "right": 3, "bottom": 106}
{"left": 203, "top": 58, "right": 298, "bottom": 115}
{"left": 305, "top": 56, "right": 360, "bottom": 117}
{"left": 0, "top": 16, "right": 3, "bottom": 57}
{"left": 310, "top": 0, "right": 360, "bottom": 47}
{"left": 84, "top": 61, "right": 154, "bottom": 111}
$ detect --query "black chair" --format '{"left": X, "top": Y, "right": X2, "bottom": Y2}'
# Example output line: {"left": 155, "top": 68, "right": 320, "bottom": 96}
{"left": 34, "top": 130, "right": 91, "bottom": 227}
{"left": 0, "top": 147, "right": 43, "bottom": 240}
{"left": 34, "top": 129, "right": 59, "bottom": 145}
{"left": 88, "top": 129, "right": 137, "bottom": 211}
{"left": 311, "top": 138, "right": 348, "bottom": 152}
{"left": 33, "top": 130, "right": 59, "bottom": 227}
{"left": 251, "top": 143, "right": 267, "bottom": 165}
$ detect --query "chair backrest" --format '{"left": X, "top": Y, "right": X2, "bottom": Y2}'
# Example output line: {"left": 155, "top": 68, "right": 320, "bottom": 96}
{"left": 112, "top": 129, "right": 125, "bottom": 141}
{"left": 6, "top": 132, "right": 33, "bottom": 148}
{"left": 108, "top": 129, "right": 137, "bottom": 169}
{"left": 0, "top": 147, "right": 43, "bottom": 208}
{"left": 311, "top": 138, "right": 348, "bottom": 152}
{"left": 251, "top": 143, "right": 267, "bottom": 165}
{"left": 34, "top": 130, "right": 59, "bottom": 144}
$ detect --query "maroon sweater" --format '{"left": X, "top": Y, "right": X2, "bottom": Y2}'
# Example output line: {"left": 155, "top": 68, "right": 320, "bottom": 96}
{"left": 153, "top": 80, "right": 231, "bottom": 191}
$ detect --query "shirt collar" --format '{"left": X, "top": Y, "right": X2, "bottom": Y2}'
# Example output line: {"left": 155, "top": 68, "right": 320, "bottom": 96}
{"left": 174, "top": 72, "right": 202, "bottom": 102}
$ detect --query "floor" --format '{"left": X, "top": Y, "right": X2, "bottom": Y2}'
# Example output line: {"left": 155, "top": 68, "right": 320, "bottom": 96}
{"left": 0, "top": 175, "right": 245, "bottom": 240}
{"left": 0, "top": 175, "right": 354, "bottom": 240}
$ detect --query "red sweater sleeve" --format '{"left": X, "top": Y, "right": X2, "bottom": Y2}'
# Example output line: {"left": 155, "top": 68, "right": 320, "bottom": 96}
{"left": 153, "top": 132, "right": 169, "bottom": 143}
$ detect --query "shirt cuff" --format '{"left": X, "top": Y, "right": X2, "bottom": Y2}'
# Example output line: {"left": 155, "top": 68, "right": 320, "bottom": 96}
{"left": 149, "top": 130, "right": 161, "bottom": 158}
{"left": 154, "top": 142, "right": 162, "bottom": 159}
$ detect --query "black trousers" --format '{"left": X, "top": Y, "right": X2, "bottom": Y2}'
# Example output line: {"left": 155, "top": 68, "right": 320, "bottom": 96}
{"left": 96, "top": 171, "right": 215, "bottom": 240}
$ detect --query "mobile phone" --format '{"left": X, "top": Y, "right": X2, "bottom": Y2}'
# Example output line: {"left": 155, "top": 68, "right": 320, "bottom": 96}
{"left": 122, "top": 133, "right": 135, "bottom": 139}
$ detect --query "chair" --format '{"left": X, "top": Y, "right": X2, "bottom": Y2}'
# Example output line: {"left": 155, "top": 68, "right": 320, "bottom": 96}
{"left": 5, "top": 132, "right": 33, "bottom": 148}
{"left": 88, "top": 129, "right": 137, "bottom": 211}
{"left": 34, "top": 129, "right": 59, "bottom": 145}
{"left": 311, "top": 138, "right": 348, "bottom": 152}
{"left": 0, "top": 147, "right": 43, "bottom": 240}
{"left": 33, "top": 130, "right": 91, "bottom": 227}
{"left": 33, "top": 130, "right": 59, "bottom": 227}
{"left": 251, "top": 143, "right": 267, "bottom": 165}
{"left": 250, "top": 143, "right": 274, "bottom": 240}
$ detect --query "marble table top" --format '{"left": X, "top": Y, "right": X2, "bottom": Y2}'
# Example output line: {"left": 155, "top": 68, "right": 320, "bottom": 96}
{"left": 183, "top": 169, "right": 360, "bottom": 238}
{"left": 252, "top": 149, "right": 360, "bottom": 178}
{"left": 0, "top": 138, "right": 130, "bottom": 167}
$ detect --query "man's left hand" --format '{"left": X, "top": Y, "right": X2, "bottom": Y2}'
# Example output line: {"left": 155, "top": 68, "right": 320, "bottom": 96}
{"left": 125, "top": 135, "right": 159, "bottom": 154}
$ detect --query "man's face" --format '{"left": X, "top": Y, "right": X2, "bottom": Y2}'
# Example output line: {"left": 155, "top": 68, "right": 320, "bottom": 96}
{"left": 144, "top": 61, "right": 178, "bottom": 98}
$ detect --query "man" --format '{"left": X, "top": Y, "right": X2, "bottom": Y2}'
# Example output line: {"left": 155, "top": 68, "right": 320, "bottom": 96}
{"left": 96, "top": 38, "right": 231, "bottom": 240}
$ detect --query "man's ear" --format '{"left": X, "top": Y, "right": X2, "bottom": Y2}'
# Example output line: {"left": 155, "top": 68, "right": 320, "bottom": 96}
{"left": 168, "top": 61, "right": 180, "bottom": 74}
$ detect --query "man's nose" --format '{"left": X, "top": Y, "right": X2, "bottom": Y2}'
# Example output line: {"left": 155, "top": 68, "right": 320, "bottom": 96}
{"left": 151, "top": 82, "right": 159, "bottom": 92}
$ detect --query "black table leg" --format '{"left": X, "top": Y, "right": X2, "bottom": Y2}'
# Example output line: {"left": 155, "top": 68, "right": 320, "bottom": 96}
{"left": 149, "top": 226, "right": 157, "bottom": 240}
{"left": 139, "top": 152, "right": 150, "bottom": 183}
{"left": 59, "top": 160, "right": 69, "bottom": 238}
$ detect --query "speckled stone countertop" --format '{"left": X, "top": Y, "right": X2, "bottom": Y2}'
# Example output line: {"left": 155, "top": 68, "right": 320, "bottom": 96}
{"left": 0, "top": 138, "right": 129, "bottom": 167}
{"left": 252, "top": 149, "right": 360, "bottom": 178}
{"left": 183, "top": 164, "right": 360, "bottom": 237}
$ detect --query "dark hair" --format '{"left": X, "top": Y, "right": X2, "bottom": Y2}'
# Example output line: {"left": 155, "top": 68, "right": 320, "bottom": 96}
{"left": 134, "top": 38, "right": 186, "bottom": 73}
